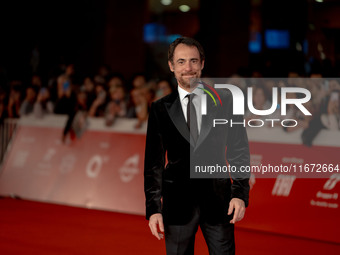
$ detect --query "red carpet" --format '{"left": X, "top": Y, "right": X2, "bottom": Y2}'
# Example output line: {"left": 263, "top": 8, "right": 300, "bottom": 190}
{"left": 0, "top": 198, "right": 339, "bottom": 255}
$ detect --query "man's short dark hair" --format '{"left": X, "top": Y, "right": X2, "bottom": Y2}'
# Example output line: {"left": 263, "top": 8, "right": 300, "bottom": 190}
{"left": 168, "top": 37, "right": 205, "bottom": 64}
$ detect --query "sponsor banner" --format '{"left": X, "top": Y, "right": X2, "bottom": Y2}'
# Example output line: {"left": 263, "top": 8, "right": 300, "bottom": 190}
{"left": 0, "top": 125, "right": 146, "bottom": 215}
{"left": 0, "top": 117, "right": 339, "bottom": 243}
{"left": 238, "top": 142, "right": 340, "bottom": 243}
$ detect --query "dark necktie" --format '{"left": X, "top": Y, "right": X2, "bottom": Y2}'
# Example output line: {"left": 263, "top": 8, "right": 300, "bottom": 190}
{"left": 186, "top": 94, "right": 199, "bottom": 143}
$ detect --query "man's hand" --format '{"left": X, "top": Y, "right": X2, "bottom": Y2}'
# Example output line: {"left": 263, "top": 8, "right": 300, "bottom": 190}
{"left": 149, "top": 213, "right": 164, "bottom": 240}
{"left": 228, "top": 198, "right": 246, "bottom": 224}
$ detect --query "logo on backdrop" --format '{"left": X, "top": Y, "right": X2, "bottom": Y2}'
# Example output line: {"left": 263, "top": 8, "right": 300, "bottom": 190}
{"left": 119, "top": 154, "right": 140, "bottom": 183}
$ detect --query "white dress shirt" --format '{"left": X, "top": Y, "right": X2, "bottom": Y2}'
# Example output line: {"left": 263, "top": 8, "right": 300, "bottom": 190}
{"left": 177, "top": 85, "right": 203, "bottom": 134}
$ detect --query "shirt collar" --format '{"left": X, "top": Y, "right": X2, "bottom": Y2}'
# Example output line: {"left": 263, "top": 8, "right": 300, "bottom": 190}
{"left": 177, "top": 83, "right": 204, "bottom": 102}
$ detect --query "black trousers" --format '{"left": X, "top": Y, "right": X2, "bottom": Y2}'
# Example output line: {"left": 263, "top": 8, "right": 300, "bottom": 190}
{"left": 164, "top": 207, "right": 235, "bottom": 255}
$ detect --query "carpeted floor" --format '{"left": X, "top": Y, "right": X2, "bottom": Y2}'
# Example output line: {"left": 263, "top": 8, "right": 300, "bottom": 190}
{"left": 0, "top": 198, "right": 339, "bottom": 255}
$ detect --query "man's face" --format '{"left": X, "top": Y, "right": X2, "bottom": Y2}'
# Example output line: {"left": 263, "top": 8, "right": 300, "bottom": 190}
{"left": 168, "top": 43, "right": 204, "bottom": 91}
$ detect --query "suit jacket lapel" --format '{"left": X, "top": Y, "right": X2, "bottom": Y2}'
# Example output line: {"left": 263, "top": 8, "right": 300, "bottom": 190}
{"left": 165, "top": 92, "right": 191, "bottom": 144}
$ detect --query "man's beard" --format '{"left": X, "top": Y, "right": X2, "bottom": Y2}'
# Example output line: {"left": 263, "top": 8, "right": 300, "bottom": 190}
{"left": 177, "top": 72, "right": 199, "bottom": 89}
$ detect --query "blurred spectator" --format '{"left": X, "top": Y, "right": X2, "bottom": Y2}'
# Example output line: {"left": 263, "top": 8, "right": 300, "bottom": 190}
{"left": 107, "top": 73, "right": 125, "bottom": 90}
{"left": 0, "top": 89, "right": 7, "bottom": 123}
{"left": 142, "top": 82, "right": 156, "bottom": 109}
{"left": 54, "top": 77, "right": 77, "bottom": 115}
{"left": 105, "top": 86, "right": 127, "bottom": 126}
{"left": 31, "top": 74, "right": 42, "bottom": 88}
{"left": 76, "top": 91, "right": 88, "bottom": 111}
{"left": 263, "top": 79, "right": 276, "bottom": 96}
{"left": 154, "top": 79, "right": 173, "bottom": 101}
{"left": 94, "top": 75, "right": 106, "bottom": 86}
{"left": 33, "top": 87, "right": 54, "bottom": 118}
{"left": 131, "top": 74, "right": 146, "bottom": 89}
{"left": 88, "top": 83, "right": 107, "bottom": 117}
{"left": 54, "top": 63, "right": 77, "bottom": 115}
{"left": 81, "top": 77, "right": 96, "bottom": 109}
{"left": 321, "top": 90, "right": 340, "bottom": 130}
{"left": 62, "top": 90, "right": 89, "bottom": 143}
{"left": 94, "top": 65, "right": 111, "bottom": 84}
{"left": 302, "top": 89, "right": 339, "bottom": 146}
{"left": 20, "top": 86, "right": 38, "bottom": 116}
{"left": 228, "top": 75, "right": 247, "bottom": 92}
{"left": 283, "top": 92, "right": 314, "bottom": 132}
{"left": 306, "top": 78, "right": 326, "bottom": 111}
{"left": 57, "top": 64, "right": 75, "bottom": 91}
{"left": 127, "top": 88, "right": 148, "bottom": 128}
{"left": 7, "top": 85, "right": 22, "bottom": 118}
{"left": 328, "top": 79, "right": 340, "bottom": 93}
{"left": 245, "top": 85, "right": 274, "bottom": 124}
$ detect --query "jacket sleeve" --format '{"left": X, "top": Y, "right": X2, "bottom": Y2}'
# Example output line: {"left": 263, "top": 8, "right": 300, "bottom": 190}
{"left": 226, "top": 114, "right": 250, "bottom": 207}
{"left": 144, "top": 102, "right": 165, "bottom": 219}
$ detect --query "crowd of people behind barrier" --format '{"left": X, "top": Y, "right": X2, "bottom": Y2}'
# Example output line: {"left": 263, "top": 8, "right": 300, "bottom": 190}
{"left": 230, "top": 76, "right": 340, "bottom": 146}
{"left": 0, "top": 63, "right": 339, "bottom": 146}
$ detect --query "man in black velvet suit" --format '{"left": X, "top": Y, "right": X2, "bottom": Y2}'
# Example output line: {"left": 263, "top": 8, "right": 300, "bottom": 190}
{"left": 144, "top": 37, "right": 250, "bottom": 255}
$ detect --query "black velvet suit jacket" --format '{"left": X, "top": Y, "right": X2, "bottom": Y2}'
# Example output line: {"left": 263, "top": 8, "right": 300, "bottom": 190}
{"left": 144, "top": 88, "right": 250, "bottom": 225}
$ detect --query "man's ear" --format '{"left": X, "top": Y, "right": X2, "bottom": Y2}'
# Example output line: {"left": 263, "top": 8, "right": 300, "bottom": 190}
{"left": 168, "top": 61, "right": 174, "bottom": 72}
{"left": 201, "top": 60, "right": 205, "bottom": 70}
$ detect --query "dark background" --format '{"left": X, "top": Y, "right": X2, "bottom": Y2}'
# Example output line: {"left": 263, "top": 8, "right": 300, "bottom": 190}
{"left": 1, "top": 0, "right": 340, "bottom": 86}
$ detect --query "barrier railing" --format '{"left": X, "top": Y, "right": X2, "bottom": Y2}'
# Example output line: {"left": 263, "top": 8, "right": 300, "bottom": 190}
{"left": 0, "top": 118, "right": 18, "bottom": 168}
